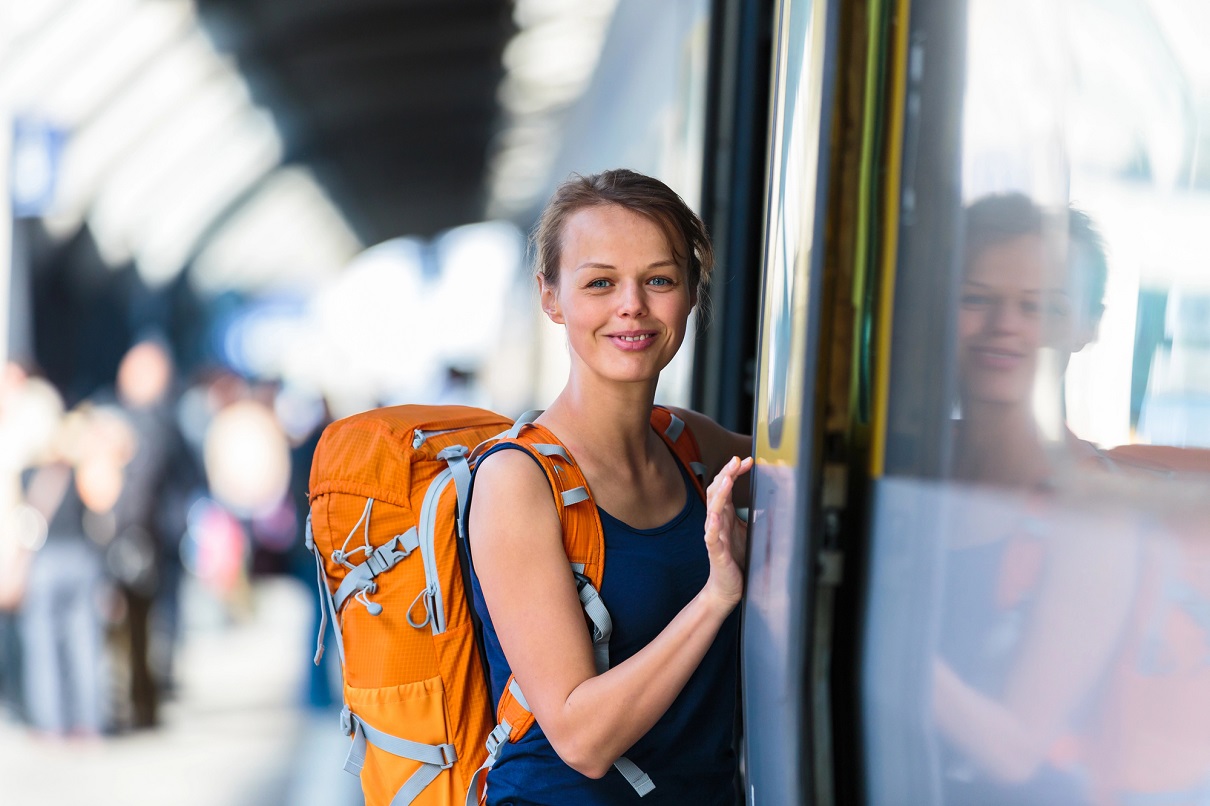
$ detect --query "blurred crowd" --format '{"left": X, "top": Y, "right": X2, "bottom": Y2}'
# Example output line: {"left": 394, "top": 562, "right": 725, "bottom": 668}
{"left": 0, "top": 338, "right": 333, "bottom": 740}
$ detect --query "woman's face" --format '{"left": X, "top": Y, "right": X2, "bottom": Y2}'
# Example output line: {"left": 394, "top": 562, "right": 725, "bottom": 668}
{"left": 957, "top": 234, "right": 1073, "bottom": 406}
{"left": 539, "top": 204, "right": 694, "bottom": 387}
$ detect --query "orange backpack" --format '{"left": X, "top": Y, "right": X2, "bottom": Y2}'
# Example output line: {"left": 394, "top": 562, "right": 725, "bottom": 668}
{"left": 305, "top": 404, "right": 707, "bottom": 806}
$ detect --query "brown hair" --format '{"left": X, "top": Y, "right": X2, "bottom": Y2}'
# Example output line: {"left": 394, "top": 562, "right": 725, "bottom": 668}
{"left": 963, "top": 192, "right": 1108, "bottom": 326}
{"left": 532, "top": 169, "right": 714, "bottom": 308}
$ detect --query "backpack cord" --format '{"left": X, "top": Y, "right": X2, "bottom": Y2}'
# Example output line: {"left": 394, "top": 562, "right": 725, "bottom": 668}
{"left": 331, "top": 497, "right": 387, "bottom": 616}
{"left": 335, "top": 497, "right": 375, "bottom": 567}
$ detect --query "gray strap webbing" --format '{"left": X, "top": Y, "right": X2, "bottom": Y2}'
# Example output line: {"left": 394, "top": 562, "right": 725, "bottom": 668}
{"left": 438, "top": 446, "right": 472, "bottom": 539}
{"left": 507, "top": 679, "right": 530, "bottom": 712}
{"left": 505, "top": 409, "right": 543, "bottom": 439}
{"left": 342, "top": 708, "right": 456, "bottom": 806}
{"left": 569, "top": 563, "right": 612, "bottom": 671}
{"left": 561, "top": 486, "right": 590, "bottom": 507}
{"left": 577, "top": 580, "right": 613, "bottom": 674}
{"left": 690, "top": 461, "right": 708, "bottom": 481}
{"left": 662, "top": 412, "right": 685, "bottom": 442}
{"left": 613, "top": 755, "right": 657, "bottom": 796}
{"left": 463, "top": 721, "right": 512, "bottom": 806}
{"left": 331, "top": 528, "right": 419, "bottom": 612}
{"left": 308, "top": 514, "right": 345, "bottom": 667}
{"left": 532, "top": 443, "right": 571, "bottom": 463}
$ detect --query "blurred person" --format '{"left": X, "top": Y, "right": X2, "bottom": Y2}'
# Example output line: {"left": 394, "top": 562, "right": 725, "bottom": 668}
{"left": 17, "top": 403, "right": 130, "bottom": 739}
{"left": 276, "top": 386, "right": 339, "bottom": 711}
{"left": 199, "top": 389, "right": 291, "bottom": 614}
{"left": 432, "top": 363, "right": 487, "bottom": 407}
{"left": 467, "top": 170, "right": 751, "bottom": 803}
{"left": 932, "top": 193, "right": 1140, "bottom": 803}
{"left": 108, "top": 336, "right": 203, "bottom": 727}
{"left": 0, "top": 361, "right": 65, "bottom": 721}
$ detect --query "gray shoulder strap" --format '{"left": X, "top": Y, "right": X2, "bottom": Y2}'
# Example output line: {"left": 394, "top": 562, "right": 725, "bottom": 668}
{"left": 505, "top": 409, "right": 543, "bottom": 439}
{"left": 662, "top": 411, "right": 685, "bottom": 442}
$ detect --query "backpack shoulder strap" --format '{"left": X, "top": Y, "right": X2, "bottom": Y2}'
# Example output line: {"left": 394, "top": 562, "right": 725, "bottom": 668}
{"left": 492, "top": 422, "right": 612, "bottom": 677}
{"left": 650, "top": 405, "right": 709, "bottom": 499}
{"left": 495, "top": 421, "right": 606, "bottom": 589}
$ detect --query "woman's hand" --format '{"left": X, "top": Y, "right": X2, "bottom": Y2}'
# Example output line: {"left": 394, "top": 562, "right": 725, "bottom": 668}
{"left": 703, "top": 455, "right": 754, "bottom": 615}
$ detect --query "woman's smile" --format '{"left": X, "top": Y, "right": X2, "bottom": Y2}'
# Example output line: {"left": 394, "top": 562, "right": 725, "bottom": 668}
{"left": 607, "top": 330, "right": 660, "bottom": 350}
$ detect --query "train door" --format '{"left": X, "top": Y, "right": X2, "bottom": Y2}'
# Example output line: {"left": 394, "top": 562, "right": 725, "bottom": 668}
{"left": 741, "top": 0, "right": 1210, "bottom": 804}
{"left": 741, "top": 0, "right": 838, "bottom": 803}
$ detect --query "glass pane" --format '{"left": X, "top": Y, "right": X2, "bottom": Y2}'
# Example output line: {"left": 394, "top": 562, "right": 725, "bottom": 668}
{"left": 863, "top": 1, "right": 1210, "bottom": 803}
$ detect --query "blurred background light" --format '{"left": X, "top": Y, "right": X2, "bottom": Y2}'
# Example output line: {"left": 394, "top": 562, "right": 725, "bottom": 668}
{"left": 190, "top": 167, "right": 359, "bottom": 296}
{"left": 486, "top": 0, "right": 618, "bottom": 220}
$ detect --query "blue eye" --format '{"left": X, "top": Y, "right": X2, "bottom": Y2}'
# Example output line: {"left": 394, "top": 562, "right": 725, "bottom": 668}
{"left": 587, "top": 278, "right": 611, "bottom": 289}
{"left": 649, "top": 277, "right": 672, "bottom": 287}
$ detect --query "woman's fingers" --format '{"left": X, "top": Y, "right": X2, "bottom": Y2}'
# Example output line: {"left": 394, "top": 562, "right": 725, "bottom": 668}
{"left": 704, "top": 457, "right": 755, "bottom": 613}
{"left": 707, "top": 456, "right": 752, "bottom": 519}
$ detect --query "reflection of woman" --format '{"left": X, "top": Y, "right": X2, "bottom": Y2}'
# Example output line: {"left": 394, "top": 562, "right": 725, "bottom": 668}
{"left": 467, "top": 170, "right": 751, "bottom": 804}
{"left": 933, "top": 194, "right": 1138, "bottom": 803}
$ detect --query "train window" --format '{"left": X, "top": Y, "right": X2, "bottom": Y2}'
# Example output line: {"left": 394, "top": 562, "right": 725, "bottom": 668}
{"left": 862, "top": 1, "right": 1210, "bottom": 804}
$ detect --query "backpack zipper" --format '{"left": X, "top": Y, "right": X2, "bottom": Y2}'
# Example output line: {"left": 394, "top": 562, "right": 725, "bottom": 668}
{"left": 413, "top": 427, "right": 464, "bottom": 449}
{"left": 416, "top": 466, "right": 453, "bottom": 634}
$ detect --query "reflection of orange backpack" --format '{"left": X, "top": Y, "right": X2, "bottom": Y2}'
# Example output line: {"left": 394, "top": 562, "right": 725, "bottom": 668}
{"left": 305, "top": 404, "right": 706, "bottom": 806}
{"left": 1084, "top": 445, "right": 1210, "bottom": 805}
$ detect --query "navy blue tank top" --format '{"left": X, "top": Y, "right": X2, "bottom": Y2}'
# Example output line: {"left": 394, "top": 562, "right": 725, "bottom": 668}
{"left": 467, "top": 443, "right": 740, "bottom": 806}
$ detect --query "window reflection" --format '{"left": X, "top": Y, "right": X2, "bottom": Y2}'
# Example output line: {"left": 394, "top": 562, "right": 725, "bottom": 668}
{"left": 864, "top": 1, "right": 1210, "bottom": 804}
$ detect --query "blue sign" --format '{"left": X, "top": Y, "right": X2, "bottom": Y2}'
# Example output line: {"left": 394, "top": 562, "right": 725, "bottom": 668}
{"left": 10, "top": 117, "right": 66, "bottom": 217}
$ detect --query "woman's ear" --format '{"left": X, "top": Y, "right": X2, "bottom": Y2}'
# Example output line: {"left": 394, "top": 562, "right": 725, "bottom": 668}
{"left": 538, "top": 273, "right": 564, "bottom": 324}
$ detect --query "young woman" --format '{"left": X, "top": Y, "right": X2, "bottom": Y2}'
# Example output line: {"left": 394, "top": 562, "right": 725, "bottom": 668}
{"left": 467, "top": 169, "right": 751, "bottom": 805}
{"left": 932, "top": 193, "right": 1140, "bottom": 804}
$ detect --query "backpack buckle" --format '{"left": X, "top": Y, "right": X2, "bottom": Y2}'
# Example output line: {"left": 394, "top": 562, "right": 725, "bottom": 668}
{"left": 484, "top": 722, "right": 511, "bottom": 757}
{"left": 437, "top": 445, "right": 468, "bottom": 461}
{"left": 439, "top": 743, "right": 458, "bottom": 769}
{"left": 339, "top": 706, "right": 354, "bottom": 736}
{"left": 367, "top": 542, "right": 402, "bottom": 575}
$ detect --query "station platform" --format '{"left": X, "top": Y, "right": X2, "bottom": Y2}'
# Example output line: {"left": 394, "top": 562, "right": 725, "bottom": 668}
{"left": 0, "top": 576, "right": 364, "bottom": 806}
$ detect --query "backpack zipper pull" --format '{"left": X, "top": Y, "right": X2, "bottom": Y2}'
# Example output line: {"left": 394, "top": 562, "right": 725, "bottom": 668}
{"left": 414, "top": 426, "right": 464, "bottom": 450}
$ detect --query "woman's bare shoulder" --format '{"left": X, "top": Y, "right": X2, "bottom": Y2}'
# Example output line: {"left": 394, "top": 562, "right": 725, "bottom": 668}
{"left": 474, "top": 445, "right": 551, "bottom": 500}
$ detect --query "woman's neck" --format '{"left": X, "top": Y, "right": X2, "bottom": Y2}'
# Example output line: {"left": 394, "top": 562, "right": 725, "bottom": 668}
{"left": 955, "top": 400, "right": 1051, "bottom": 487}
{"left": 541, "top": 372, "right": 661, "bottom": 470}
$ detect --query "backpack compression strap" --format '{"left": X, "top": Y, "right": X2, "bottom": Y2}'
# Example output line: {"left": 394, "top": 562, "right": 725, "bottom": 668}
{"left": 341, "top": 706, "right": 457, "bottom": 806}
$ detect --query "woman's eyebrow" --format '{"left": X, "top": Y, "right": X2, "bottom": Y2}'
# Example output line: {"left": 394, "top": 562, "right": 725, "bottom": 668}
{"left": 962, "top": 281, "right": 1047, "bottom": 296}
{"left": 574, "top": 259, "right": 680, "bottom": 271}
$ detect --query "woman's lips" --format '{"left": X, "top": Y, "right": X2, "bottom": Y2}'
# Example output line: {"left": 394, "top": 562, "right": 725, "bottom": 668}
{"left": 969, "top": 345, "right": 1026, "bottom": 370}
{"left": 608, "top": 332, "right": 658, "bottom": 351}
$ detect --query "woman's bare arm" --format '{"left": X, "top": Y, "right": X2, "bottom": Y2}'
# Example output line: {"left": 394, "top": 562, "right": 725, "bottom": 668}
{"left": 470, "top": 448, "right": 751, "bottom": 778}
{"left": 933, "top": 515, "right": 1139, "bottom": 781}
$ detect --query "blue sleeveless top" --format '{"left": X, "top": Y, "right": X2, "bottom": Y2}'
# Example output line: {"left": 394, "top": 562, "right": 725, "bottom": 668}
{"left": 467, "top": 443, "right": 740, "bottom": 806}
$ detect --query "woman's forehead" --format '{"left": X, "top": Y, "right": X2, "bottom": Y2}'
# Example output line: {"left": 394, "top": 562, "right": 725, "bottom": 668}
{"left": 562, "top": 205, "right": 679, "bottom": 262}
{"left": 966, "top": 233, "right": 1067, "bottom": 291}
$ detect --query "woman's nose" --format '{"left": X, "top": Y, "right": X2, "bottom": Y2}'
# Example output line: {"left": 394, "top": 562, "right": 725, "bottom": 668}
{"left": 987, "top": 298, "right": 1022, "bottom": 332}
{"left": 617, "top": 281, "right": 648, "bottom": 316}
